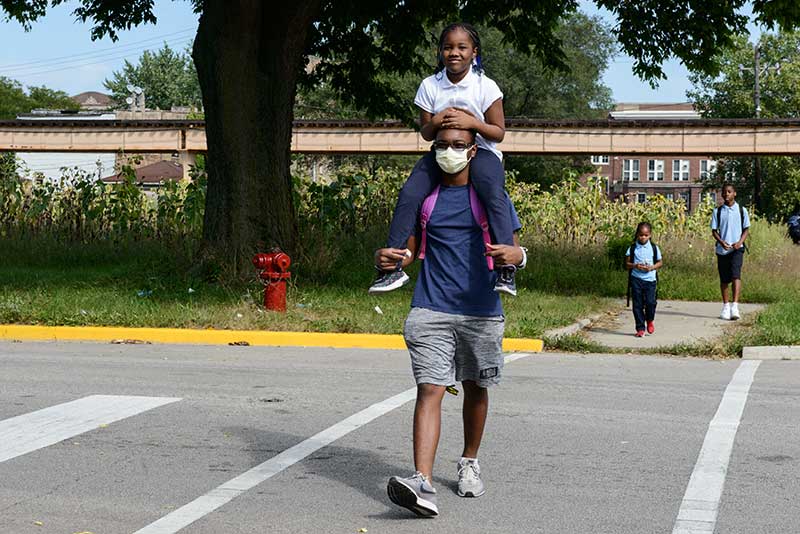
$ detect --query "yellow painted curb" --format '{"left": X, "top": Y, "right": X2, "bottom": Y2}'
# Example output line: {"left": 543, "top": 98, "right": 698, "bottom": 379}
{"left": 0, "top": 324, "right": 543, "bottom": 352}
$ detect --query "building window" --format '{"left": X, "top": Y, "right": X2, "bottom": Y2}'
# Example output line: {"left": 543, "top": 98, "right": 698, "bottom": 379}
{"left": 700, "top": 159, "right": 717, "bottom": 180}
{"left": 672, "top": 159, "right": 690, "bottom": 181}
{"left": 680, "top": 191, "right": 691, "bottom": 210}
{"left": 591, "top": 155, "right": 609, "bottom": 165}
{"left": 665, "top": 192, "right": 674, "bottom": 200}
{"left": 623, "top": 159, "right": 640, "bottom": 181}
{"left": 703, "top": 192, "right": 717, "bottom": 204}
{"left": 637, "top": 192, "right": 647, "bottom": 203}
{"left": 648, "top": 159, "right": 665, "bottom": 181}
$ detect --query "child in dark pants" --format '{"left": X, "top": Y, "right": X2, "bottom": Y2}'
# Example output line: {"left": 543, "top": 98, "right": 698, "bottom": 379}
{"left": 625, "top": 222, "right": 663, "bottom": 337}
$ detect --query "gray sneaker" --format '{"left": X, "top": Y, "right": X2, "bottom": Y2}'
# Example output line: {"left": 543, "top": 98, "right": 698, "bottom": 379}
{"left": 368, "top": 267, "right": 410, "bottom": 294}
{"left": 387, "top": 472, "right": 438, "bottom": 517}
{"left": 457, "top": 458, "right": 485, "bottom": 498}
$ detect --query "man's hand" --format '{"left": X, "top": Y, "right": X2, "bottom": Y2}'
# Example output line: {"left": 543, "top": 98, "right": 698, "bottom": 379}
{"left": 732, "top": 241, "right": 743, "bottom": 250}
{"left": 485, "top": 243, "right": 523, "bottom": 266}
{"left": 374, "top": 248, "right": 411, "bottom": 271}
{"left": 720, "top": 240, "right": 733, "bottom": 250}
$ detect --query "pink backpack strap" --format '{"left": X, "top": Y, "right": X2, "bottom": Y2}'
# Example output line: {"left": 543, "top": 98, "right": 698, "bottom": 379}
{"left": 469, "top": 185, "right": 494, "bottom": 270}
{"left": 417, "top": 185, "right": 440, "bottom": 260}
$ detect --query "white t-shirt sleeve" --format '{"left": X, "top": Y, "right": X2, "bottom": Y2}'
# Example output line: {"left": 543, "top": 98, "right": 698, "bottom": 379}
{"left": 625, "top": 246, "right": 632, "bottom": 258}
{"left": 480, "top": 76, "right": 503, "bottom": 113}
{"left": 743, "top": 207, "right": 751, "bottom": 229}
{"left": 413, "top": 77, "right": 436, "bottom": 114}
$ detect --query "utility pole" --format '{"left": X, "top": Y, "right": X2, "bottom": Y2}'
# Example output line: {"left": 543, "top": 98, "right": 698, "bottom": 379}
{"left": 753, "top": 44, "right": 762, "bottom": 212}
{"left": 739, "top": 42, "right": 781, "bottom": 213}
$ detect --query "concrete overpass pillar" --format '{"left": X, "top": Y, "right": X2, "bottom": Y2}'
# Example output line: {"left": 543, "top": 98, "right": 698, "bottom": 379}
{"left": 178, "top": 150, "right": 196, "bottom": 181}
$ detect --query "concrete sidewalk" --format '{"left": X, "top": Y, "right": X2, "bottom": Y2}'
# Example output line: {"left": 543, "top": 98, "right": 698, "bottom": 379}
{"left": 586, "top": 300, "right": 764, "bottom": 349}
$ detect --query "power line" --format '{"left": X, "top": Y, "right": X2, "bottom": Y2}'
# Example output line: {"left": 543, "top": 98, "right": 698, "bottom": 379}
{"left": 0, "top": 28, "right": 195, "bottom": 71}
{"left": 8, "top": 37, "right": 195, "bottom": 78}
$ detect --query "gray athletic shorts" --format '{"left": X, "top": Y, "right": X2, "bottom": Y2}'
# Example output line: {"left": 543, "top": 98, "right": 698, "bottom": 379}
{"left": 403, "top": 307, "right": 505, "bottom": 388}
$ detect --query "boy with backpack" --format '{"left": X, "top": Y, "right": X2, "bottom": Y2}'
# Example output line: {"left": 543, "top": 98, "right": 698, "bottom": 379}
{"left": 625, "top": 222, "right": 663, "bottom": 337}
{"left": 711, "top": 183, "right": 750, "bottom": 320}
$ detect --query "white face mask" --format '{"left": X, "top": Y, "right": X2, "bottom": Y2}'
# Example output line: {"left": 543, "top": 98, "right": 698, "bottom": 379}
{"left": 435, "top": 146, "right": 471, "bottom": 174}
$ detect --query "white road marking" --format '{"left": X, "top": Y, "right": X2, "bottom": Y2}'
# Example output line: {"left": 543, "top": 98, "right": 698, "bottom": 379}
{"left": 0, "top": 395, "right": 181, "bottom": 464}
{"left": 672, "top": 360, "right": 761, "bottom": 534}
{"left": 133, "top": 352, "right": 535, "bottom": 534}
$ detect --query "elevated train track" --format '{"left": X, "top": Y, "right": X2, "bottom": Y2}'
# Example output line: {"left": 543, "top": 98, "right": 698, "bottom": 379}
{"left": 2, "top": 118, "right": 800, "bottom": 155}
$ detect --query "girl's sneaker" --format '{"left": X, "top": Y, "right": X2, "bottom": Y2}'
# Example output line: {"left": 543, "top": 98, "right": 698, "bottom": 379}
{"left": 730, "top": 303, "right": 741, "bottom": 320}
{"left": 494, "top": 265, "right": 517, "bottom": 296}
{"left": 387, "top": 472, "right": 438, "bottom": 517}
{"left": 647, "top": 321, "right": 655, "bottom": 334}
{"left": 720, "top": 303, "right": 732, "bottom": 320}
{"left": 368, "top": 266, "right": 409, "bottom": 294}
{"left": 635, "top": 330, "right": 645, "bottom": 338}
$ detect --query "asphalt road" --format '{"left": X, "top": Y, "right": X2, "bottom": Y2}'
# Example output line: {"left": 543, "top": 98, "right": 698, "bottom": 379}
{"left": 1, "top": 341, "right": 799, "bottom": 534}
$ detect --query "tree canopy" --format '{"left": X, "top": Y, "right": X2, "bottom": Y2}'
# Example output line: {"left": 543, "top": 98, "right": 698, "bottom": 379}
{"left": 296, "top": 13, "right": 615, "bottom": 121}
{"left": 688, "top": 31, "right": 800, "bottom": 218}
{"left": 0, "top": 76, "right": 77, "bottom": 119}
{"left": 104, "top": 43, "right": 202, "bottom": 111}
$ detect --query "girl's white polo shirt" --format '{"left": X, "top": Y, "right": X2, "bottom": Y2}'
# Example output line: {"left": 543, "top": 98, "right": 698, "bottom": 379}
{"left": 414, "top": 68, "right": 504, "bottom": 161}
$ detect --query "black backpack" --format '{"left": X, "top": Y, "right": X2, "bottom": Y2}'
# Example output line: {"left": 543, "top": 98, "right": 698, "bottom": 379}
{"left": 626, "top": 240, "right": 660, "bottom": 307}
{"left": 716, "top": 204, "right": 747, "bottom": 250}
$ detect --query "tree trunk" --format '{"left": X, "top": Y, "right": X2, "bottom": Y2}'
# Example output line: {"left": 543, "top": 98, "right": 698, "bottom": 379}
{"left": 193, "top": 0, "right": 321, "bottom": 273}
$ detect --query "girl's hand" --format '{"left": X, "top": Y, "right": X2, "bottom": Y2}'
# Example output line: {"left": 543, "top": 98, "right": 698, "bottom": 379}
{"left": 441, "top": 108, "right": 477, "bottom": 130}
{"left": 429, "top": 110, "right": 449, "bottom": 131}
{"left": 374, "top": 248, "right": 410, "bottom": 271}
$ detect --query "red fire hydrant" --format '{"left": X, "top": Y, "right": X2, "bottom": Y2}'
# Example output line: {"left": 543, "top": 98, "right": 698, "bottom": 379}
{"left": 252, "top": 250, "right": 292, "bottom": 312}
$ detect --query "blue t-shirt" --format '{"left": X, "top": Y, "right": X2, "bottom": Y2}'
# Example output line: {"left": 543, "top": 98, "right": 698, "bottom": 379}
{"left": 711, "top": 202, "right": 750, "bottom": 256}
{"left": 626, "top": 241, "right": 661, "bottom": 282}
{"left": 411, "top": 185, "right": 520, "bottom": 317}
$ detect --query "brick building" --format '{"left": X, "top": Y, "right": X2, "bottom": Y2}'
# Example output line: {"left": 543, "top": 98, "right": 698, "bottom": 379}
{"left": 585, "top": 103, "right": 718, "bottom": 212}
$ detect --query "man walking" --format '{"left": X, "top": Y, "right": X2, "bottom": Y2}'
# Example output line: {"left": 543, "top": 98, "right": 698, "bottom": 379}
{"left": 374, "top": 126, "right": 525, "bottom": 517}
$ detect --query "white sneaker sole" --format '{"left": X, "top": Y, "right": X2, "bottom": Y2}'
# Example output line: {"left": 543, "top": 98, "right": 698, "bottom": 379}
{"left": 494, "top": 285, "right": 517, "bottom": 297}
{"left": 368, "top": 272, "right": 410, "bottom": 294}
{"left": 457, "top": 486, "right": 486, "bottom": 498}
{"left": 387, "top": 477, "right": 438, "bottom": 517}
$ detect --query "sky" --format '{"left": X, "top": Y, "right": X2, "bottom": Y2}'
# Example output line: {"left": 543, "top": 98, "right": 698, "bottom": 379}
{"left": 0, "top": 2, "right": 200, "bottom": 97}
{"left": 0, "top": 2, "right": 762, "bottom": 105}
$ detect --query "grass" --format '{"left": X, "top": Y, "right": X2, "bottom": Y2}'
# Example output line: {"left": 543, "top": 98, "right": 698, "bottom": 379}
{"left": 0, "top": 236, "right": 611, "bottom": 338}
{"left": 1, "top": 221, "right": 798, "bottom": 356}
